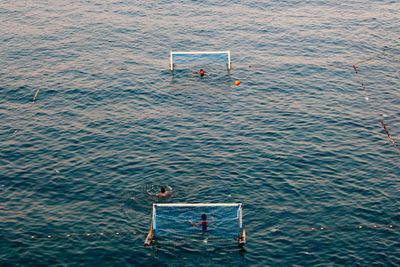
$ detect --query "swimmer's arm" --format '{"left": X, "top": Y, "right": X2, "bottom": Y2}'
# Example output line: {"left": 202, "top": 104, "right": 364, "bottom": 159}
{"left": 155, "top": 192, "right": 171, "bottom": 198}
{"left": 188, "top": 220, "right": 199, "bottom": 226}
{"left": 188, "top": 221, "right": 209, "bottom": 227}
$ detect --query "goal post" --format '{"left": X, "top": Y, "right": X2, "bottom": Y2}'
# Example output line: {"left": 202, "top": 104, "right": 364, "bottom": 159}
{"left": 144, "top": 203, "right": 245, "bottom": 246}
{"left": 170, "top": 50, "right": 231, "bottom": 71}
{"left": 144, "top": 206, "right": 156, "bottom": 246}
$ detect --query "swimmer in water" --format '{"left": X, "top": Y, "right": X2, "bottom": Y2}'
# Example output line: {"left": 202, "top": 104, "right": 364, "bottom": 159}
{"left": 189, "top": 213, "right": 208, "bottom": 232}
{"left": 156, "top": 186, "right": 171, "bottom": 198}
{"left": 193, "top": 69, "right": 205, "bottom": 77}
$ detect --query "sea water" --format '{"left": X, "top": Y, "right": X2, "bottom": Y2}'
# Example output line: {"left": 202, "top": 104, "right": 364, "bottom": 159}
{"left": 0, "top": 0, "right": 399, "bottom": 266}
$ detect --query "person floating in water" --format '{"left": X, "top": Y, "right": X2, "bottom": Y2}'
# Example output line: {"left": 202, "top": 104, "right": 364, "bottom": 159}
{"left": 193, "top": 69, "right": 205, "bottom": 77}
{"left": 156, "top": 186, "right": 171, "bottom": 198}
{"left": 190, "top": 213, "right": 208, "bottom": 232}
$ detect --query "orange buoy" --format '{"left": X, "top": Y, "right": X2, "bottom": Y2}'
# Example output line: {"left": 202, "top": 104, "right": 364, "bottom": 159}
{"left": 234, "top": 80, "right": 241, "bottom": 86}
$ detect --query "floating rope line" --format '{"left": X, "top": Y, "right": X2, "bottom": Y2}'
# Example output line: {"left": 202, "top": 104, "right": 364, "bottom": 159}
{"left": 25, "top": 230, "right": 139, "bottom": 240}
{"left": 5, "top": 223, "right": 395, "bottom": 242}
{"left": 354, "top": 53, "right": 386, "bottom": 66}
{"left": 270, "top": 224, "right": 396, "bottom": 233}
{"left": 352, "top": 48, "right": 399, "bottom": 150}
{"left": 380, "top": 119, "right": 399, "bottom": 150}
{"left": 353, "top": 40, "right": 400, "bottom": 66}
{"left": 352, "top": 64, "right": 358, "bottom": 74}
{"left": 352, "top": 63, "right": 372, "bottom": 103}
{"left": 304, "top": 224, "right": 395, "bottom": 231}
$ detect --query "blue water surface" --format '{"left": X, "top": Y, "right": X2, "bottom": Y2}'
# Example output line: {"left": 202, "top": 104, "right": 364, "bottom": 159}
{"left": 1, "top": 0, "right": 399, "bottom": 266}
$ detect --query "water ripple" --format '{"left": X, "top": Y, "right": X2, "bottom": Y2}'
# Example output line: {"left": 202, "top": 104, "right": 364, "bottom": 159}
{"left": 1, "top": 0, "right": 399, "bottom": 266}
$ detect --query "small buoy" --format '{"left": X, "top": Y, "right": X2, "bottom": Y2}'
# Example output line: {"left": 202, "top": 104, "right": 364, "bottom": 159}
{"left": 234, "top": 80, "right": 241, "bottom": 86}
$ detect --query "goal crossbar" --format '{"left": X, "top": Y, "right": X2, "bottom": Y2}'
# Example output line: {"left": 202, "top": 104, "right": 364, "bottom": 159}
{"left": 170, "top": 50, "right": 231, "bottom": 71}
{"left": 154, "top": 203, "right": 241, "bottom": 207}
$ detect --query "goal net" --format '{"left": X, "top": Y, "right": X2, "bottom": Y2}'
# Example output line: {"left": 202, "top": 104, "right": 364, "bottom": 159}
{"left": 144, "top": 203, "right": 245, "bottom": 246}
{"left": 170, "top": 50, "right": 231, "bottom": 71}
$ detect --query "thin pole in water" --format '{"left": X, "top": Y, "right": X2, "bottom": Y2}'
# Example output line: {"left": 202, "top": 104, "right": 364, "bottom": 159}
{"left": 32, "top": 88, "right": 41, "bottom": 102}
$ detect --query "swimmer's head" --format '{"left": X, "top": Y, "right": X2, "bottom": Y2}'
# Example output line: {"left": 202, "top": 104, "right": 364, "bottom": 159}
{"left": 160, "top": 187, "right": 166, "bottom": 193}
{"left": 199, "top": 69, "right": 205, "bottom": 76}
{"left": 201, "top": 213, "right": 207, "bottom": 221}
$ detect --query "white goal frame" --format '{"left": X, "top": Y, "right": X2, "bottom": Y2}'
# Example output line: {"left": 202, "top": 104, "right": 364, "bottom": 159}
{"left": 170, "top": 50, "right": 231, "bottom": 71}
{"left": 144, "top": 203, "right": 245, "bottom": 246}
